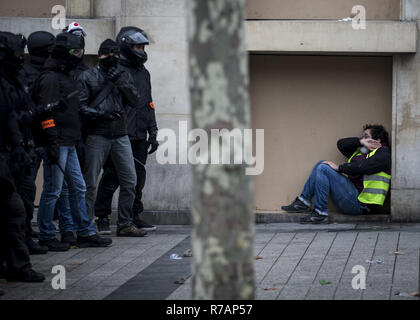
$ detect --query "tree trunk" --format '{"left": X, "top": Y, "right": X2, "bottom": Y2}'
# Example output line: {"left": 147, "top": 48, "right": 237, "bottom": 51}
{"left": 187, "top": 0, "right": 255, "bottom": 300}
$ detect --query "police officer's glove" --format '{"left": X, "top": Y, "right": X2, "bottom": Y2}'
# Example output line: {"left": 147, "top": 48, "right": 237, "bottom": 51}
{"left": 107, "top": 67, "right": 123, "bottom": 83}
{"left": 47, "top": 145, "right": 60, "bottom": 164}
{"left": 147, "top": 139, "right": 159, "bottom": 154}
{"left": 108, "top": 111, "right": 122, "bottom": 121}
{"left": 13, "top": 145, "right": 32, "bottom": 168}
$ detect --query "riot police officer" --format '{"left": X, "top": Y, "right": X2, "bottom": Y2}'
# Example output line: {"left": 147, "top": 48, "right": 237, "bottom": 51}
{"left": 0, "top": 31, "right": 45, "bottom": 282}
{"left": 19, "top": 31, "right": 55, "bottom": 247}
{"left": 0, "top": 31, "right": 48, "bottom": 255}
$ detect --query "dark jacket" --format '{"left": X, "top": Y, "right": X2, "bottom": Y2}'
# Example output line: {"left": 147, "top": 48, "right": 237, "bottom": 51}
{"left": 19, "top": 56, "right": 48, "bottom": 147}
{"left": 70, "top": 59, "right": 89, "bottom": 80}
{"left": 19, "top": 56, "right": 46, "bottom": 94}
{"left": 0, "top": 68, "right": 36, "bottom": 151}
{"left": 337, "top": 137, "right": 391, "bottom": 193}
{"left": 78, "top": 64, "right": 140, "bottom": 138}
{"left": 0, "top": 78, "right": 23, "bottom": 195}
{"left": 119, "top": 56, "right": 158, "bottom": 141}
{"left": 35, "top": 57, "right": 81, "bottom": 147}
{"left": 0, "top": 74, "right": 24, "bottom": 150}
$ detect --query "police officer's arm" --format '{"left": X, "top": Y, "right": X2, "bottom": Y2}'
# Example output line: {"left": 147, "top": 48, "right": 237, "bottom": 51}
{"left": 0, "top": 82, "right": 24, "bottom": 147}
{"left": 337, "top": 147, "right": 391, "bottom": 175}
{"left": 115, "top": 70, "right": 140, "bottom": 108}
{"left": 6, "top": 105, "right": 24, "bottom": 147}
{"left": 77, "top": 72, "right": 98, "bottom": 118}
{"left": 37, "top": 74, "right": 59, "bottom": 146}
{"left": 337, "top": 137, "right": 362, "bottom": 158}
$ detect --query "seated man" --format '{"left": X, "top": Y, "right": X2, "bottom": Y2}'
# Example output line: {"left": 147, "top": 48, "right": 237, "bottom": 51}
{"left": 282, "top": 124, "right": 391, "bottom": 224}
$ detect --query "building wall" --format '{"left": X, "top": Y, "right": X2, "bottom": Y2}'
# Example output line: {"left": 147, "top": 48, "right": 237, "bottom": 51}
{"left": 246, "top": 0, "right": 401, "bottom": 20}
{"left": 0, "top": 0, "right": 65, "bottom": 17}
{"left": 250, "top": 55, "right": 393, "bottom": 211}
{"left": 2, "top": 0, "right": 419, "bottom": 221}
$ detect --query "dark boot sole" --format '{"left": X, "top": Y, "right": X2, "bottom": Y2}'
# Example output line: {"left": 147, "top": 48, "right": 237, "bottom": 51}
{"left": 116, "top": 233, "right": 148, "bottom": 237}
{"left": 75, "top": 242, "right": 112, "bottom": 248}
{"left": 6, "top": 277, "right": 45, "bottom": 283}
{"left": 281, "top": 207, "right": 312, "bottom": 213}
{"left": 97, "top": 230, "right": 112, "bottom": 235}
{"left": 29, "top": 250, "right": 48, "bottom": 255}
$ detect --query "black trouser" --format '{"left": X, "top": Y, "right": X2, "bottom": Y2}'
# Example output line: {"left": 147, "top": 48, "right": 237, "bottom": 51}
{"left": 0, "top": 192, "right": 32, "bottom": 274}
{"left": 95, "top": 139, "right": 148, "bottom": 219}
{"left": 10, "top": 155, "right": 37, "bottom": 238}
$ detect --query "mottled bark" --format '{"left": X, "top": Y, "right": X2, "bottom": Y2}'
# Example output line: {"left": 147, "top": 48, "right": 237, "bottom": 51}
{"left": 187, "top": 0, "right": 255, "bottom": 300}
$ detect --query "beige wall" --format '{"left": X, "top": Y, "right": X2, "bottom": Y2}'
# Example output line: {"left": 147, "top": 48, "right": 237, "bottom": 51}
{"left": 246, "top": 0, "right": 401, "bottom": 20}
{"left": 250, "top": 55, "right": 392, "bottom": 212}
{"left": 0, "top": 0, "right": 65, "bottom": 17}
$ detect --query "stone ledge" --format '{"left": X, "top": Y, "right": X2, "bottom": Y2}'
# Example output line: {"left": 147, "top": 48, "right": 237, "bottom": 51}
{"left": 246, "top": 20, "right": 417, "bottom": 54}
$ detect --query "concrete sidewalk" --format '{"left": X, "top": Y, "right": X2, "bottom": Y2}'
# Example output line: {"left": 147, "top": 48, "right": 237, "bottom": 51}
{"left": 0, "top": 223, "right": 419, "bottom": 300}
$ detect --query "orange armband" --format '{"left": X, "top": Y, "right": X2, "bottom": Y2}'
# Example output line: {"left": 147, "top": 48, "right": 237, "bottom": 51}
{"left": 149, "top": 102, "right": 155, "bottom": 109}
{"left": 41, "top": 119, "right": 55, "bottom": 130}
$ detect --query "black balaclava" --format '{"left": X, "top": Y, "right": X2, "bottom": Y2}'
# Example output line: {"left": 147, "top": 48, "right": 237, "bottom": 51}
{"left": 98, "top": 39, "right": 119, "bottom": 71}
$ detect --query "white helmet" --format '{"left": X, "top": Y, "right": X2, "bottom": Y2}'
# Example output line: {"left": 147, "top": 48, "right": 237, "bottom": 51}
{"left": 64, "top": 21, "right": 87, "bottom": 37}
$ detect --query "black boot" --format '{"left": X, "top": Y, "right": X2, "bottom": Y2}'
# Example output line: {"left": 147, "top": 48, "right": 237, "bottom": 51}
{"left": 76, "top": 234, "right": 112, "bottom": 248}
{"left": 61, "top": 231, "right": 76, "bottom": 246}
{"left": 26, "top": 237, "right": 48, "bottom": 255}
{"left": 6, "top": 269, "right": 45, "bottom": 283}
{"left": 39, "top": 238, "right": 70, "bottom": 252}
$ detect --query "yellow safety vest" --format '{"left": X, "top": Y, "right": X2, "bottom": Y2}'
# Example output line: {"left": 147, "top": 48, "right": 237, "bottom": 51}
{"left": 348, "top": 148, "right": 391, "bottom": 206}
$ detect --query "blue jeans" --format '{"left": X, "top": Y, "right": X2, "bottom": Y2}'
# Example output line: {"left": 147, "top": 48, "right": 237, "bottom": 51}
{"left": 37, "top": 146, "right": 96, "bottom": 241}
{"left": 299, "top": 161, "right": 363, "bottom": 216}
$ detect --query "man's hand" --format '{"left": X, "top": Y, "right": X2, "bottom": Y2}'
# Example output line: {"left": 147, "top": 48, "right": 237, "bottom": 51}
{"left": 360, "top": 138, "right": 382, "bottom": 151}
{"left": 107, "top": 67, "right": 123, "bottom": 83}
{"left": 108, "top": 111, "right": 122, "bottom": 121}
{"left": 147, "top": 139, "right": 159, "bottom": 154}
{"left": 322, "top": 161, "right": 338, "bottom": 171}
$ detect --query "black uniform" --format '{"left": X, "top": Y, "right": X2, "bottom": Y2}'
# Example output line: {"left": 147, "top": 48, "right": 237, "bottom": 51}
{"left": 95, "top": 52, "right": 158, "bottom": 221}
{"left": 0, "top": 31, "right": 44, "bottom": 281}
{"left": 2, "top": 65, "right": 39, "bottom": 238}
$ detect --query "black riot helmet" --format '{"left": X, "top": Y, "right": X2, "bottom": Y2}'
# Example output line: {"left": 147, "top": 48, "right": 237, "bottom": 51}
{"left": 0, "top": 31, "right": 26, "bottom": 72}
{"left": 27, "top": 31, "right": 55, "bottom": 59}
{"left": 52, "top": 32, "right": 85, "bottom": 70}
{"left": 116, "top": 27, "right": 149, "bottom": 67}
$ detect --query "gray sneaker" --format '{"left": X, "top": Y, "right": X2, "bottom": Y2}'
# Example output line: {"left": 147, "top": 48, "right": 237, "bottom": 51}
{"left": 300, "top": 211, "right": 330, "bottom": 224}
{"left": 116, "top": 225, "right": 148, "bottom": 237}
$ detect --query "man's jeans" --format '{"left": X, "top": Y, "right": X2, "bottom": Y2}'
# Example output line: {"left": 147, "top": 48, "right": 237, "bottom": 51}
{"left": 37, "top": 146, "right": 96, "bottom": 241}
{"left": 84, "top": 135, "right": 136, "bottom": 228}
{"left": 299, "top": 161, "right": 364, "bottom": 216}
{"left": 95, "top": 139, "right": 148, "bottom": 219}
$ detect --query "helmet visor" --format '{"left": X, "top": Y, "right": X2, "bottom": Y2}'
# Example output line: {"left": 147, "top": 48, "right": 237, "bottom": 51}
{"left": 69, "top": 48, "right": 84, "bottom": 58}
{"left": 123, "top": 31, "right": 149, "bottom": 45}
{"left": 71, "top": 29, "right": 87, "bottom": 37}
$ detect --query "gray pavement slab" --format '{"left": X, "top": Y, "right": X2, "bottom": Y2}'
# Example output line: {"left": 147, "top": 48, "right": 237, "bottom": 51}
{"left": 1, "top": 223, "right": 419, "bottom": 300}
